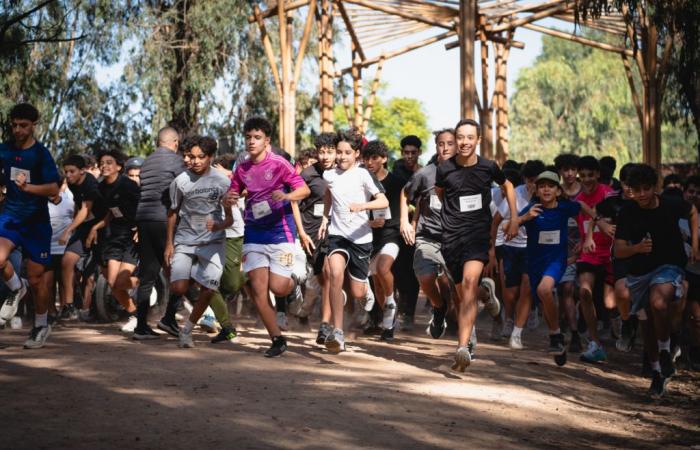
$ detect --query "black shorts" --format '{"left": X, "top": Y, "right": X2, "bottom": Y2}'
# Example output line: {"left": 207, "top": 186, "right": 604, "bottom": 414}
{"left": 495, "top": 244, "right": 504, "bottom": 263}
{"left": 102, "top": 230, "right": 138, "bottom": 266}
{"left": 503, "top": 245, "right": 529, "bottom": 288}
{"left": 442, "top": 238, "right": 490, "bottom": 284}
{"left": 327, "top": 235, "right": 372, "bottom": 282}
{"left": 686, "top": 270, "right": 700, "bottom": 302}
{"left": 576, "top": 261, "right": 613, "bottom": 286}
{"left": 310, "top": 238, "right": 329, "bottom": 276}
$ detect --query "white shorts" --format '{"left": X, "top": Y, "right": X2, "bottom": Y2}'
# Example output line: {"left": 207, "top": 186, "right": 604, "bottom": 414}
{"left": 171, "top": 242, "right": 225, "bottom": 290}
{"left": 369, "top": 242, "right": 400, "bottom": 275}
{"left": 243, "top": 242, "right": 297, "bottom": 278}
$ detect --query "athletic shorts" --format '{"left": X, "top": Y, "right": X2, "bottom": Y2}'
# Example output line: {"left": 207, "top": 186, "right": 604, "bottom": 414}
{"left": 65, "top": 229, "right": 89, "bottom": 257}
{"left": 576, "top": 261, "right": 614, "bottom": 286}
{"left": 441, "top": 238, "right": 490, "bottom": 285}
{"left": 686, "top": 270, "right": 700, "bottom": 302}
{"left": 626, "top": 264, "right": 685, "bottom": 315}
{"left": 559, "top": 263, "right": 577, "bottom": 284}
{"left": 503, "top": 245, "right": 528, "bottom": 288}
{"left": 242, "top": 242, "right": 297, "bottom": 278}
{"left": 529, "top": 259, "right": 566, "bottom": 304}
{"left": 494, "top": 245, "right": 504, "bottom": 263}
{"left": 310, "top": 238, "right": 329, "bottom": 276}
{"left": 613, "top": 258, "right": 631, "bottom": 282}
{"left": 102, "top": 229, "right": 138, "bottom": 266}
{"left": 0, "top": 214, "right": 51, "bottom": 265}
{"left": 369, "top": 242, "right": 400, "bottom": 275}
{"left": 327, "top": 235, "right": 372, "bottom": 282}
{"left": 171, "top": 242, "right": 225, "bottom": 290}
{"left": 413, "top": 238, "right": 445, "bottom": 277}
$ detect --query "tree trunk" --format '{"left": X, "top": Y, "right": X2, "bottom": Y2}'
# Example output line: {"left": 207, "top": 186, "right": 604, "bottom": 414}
{"left": 169, "top": 0, "right": 198, "bottom": 136}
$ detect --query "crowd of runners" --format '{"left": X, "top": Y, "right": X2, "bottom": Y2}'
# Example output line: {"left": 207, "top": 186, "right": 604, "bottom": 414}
{"left": 1, "top": 102, "right": 699, "bottom": 398}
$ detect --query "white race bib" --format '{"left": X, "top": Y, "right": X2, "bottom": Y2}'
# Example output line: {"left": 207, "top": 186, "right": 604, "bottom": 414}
{"left": 313, "top": 203, "right": 325, "bottom": 218}
{"left": 251, "top": 201, "right": 272, "bottom": 219}
{"left": 567, "top": 217, "right": 578, "bottom": 228}
{"left": 110, "top": 207, "right": 123, "bottom": 218}
{"left": 190, "top": 214, "right": 209, "bottom": 232}
{"left": 459, "top": 194, "right": 482, "bottom": 212}
{"left": 538, "top": 230, "right": 561, "bottom": 245}
{"left": 429, "top": 194, "right": 442, "bottom": 210}
{"left": 10, "top": 167, "right": 31, "bottom": 183}
{"left": 374, "top": 207, "right": 392, "bottom": 220}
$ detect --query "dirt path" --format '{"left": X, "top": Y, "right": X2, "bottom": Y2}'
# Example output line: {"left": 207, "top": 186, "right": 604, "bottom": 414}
{"left": 1, "top": 305, "right": 698, "bottom": 450}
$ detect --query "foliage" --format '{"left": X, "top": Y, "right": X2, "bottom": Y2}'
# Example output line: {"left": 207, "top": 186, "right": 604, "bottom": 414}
{"left": 509, "top": 34, "right": 697, "bottom": 166}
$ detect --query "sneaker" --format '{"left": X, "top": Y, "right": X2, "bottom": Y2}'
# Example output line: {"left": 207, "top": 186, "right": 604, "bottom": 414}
{"left": 426, "top": 304, "right": 447, "bottom": 339}
{"left": 264, "top": 335, "right": 288, "bottom": 357}
{"left": 659, "top": 349, "right": 676, "bottom": 378}
{"left": 509, "top": 333, "right": 523, "bottom": 350}
{"left": 480, "top": 277, "right": 501, "bottom": 318}
{"left": 276, "top": 311, "right": 289, "bottom": 331}
{"left": 648, "top": 370, "right": 667, "bottom": 398}
{"left": 120, "top": 315, "right": 138, "bottom": 333}
{"left": 60, "top": 303, "right": 79, "bottom": 321}
{"left": 198, "top": 314, "right": 218, "bottom": 333}
{"left": 78, "top": 309, "right": 94, "bottom": 322}
{"left": 399, "top": 313, "right": 414, "bottom": 331}
{"left": 178, "top": 329, "right": 195, "bottom": 348}
{"left": 452, "top": 346, "right": 471, "bottom": 372}
{"left": 0, "top": 279, "right": 27, "bottom": 321}
{"left": 325, "top": 328, "right": 346, "bottom": 353}
{"left": 132, "top": 326, "right": 160, "bottom": 340}
{"left": 526, "top": 307, "right": 539, "bottom": 330}
{"left": 548, "top": 333, "right": 566, "bottom": 355}
{"left": 380, "top": 326, "right": 395, "bottom": 341}
{"left": 157, "top": 318, "right": 180, "bottom": 337}
{"left": 610, "top": 316, "right": 622, "bottom": 340}
{"left": 580, "top": 341, "right": 607, "bottom": 363}
{"left": 381, "top": 302, "right": 397, "bottom": 330}
{"left": 569, "top": 331, "right": 582, "bottom": 353}
{"left": 23, "top": 325, "right": 52, "bottom": 349}
{"left": 287, "top": 283, "right": 304, "bottom": 317}
{"left": 358, "top": 285, "right": 375, "bottom": 312}
{"left": 353, "top": 309, "right": 370, "bottom": 329}
{"left": 616, "top": 316, "right": 638, "bottom": 352}
{"left": 502, "top": 318, "right": 514, "bottom": 338}
{"left": 211, "top": 326, "right": 237, "bottom": 344}
{"left": 468, "top": 342, "right": 476, "bottom": 360}
{"left": 316, "top": 322, "right": 332, "bottom": 345}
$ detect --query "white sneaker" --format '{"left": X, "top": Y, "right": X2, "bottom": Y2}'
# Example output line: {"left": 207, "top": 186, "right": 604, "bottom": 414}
{"left": 178, "top": 329, "right": 195, "bottom": 348}
{"left": 287, "top": 283, "right": 305, "bottom": 317}
{"left": 24, "top": 324, "right": 52, "bottom": 349}
{"left": 198, "top": 314, "right": 218, "bottom": 333}
{"left": 509, "top": 333, "right": 523, "bottom": 350}
{"left": 325, "top": 328, "right": 346, "bottom": 353}
{"left": 502, "top": 318, "right": 514, "bottom": 338}
{"left": 358, "top": 283, "right": 375, "bottom": 312}
{"left": 382, "top": 302, "right": 397, "bottom": 330}
{"left": 452, "top": 346, "right": 472, "bottom": 372}
{"left": 120, "top": 315, "right": 138, "bottom": 333}
{"left": 480, "top": 277, "right": 501, "bottom": 318}
{"left": 1, "top": 279, "right": 27, "bottom": 322}
{"left": 276, "top": 311, "right": 289, "bottom": 331}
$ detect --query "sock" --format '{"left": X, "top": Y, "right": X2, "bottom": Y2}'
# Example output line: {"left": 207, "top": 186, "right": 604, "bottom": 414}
{"left": 35, "top": 313, "right": 48, "bottom": 327}
{"left": 651, "top": 361, "right": 661, "bottom": 372}
{"left": 183, "top": 320, "right": 195, "bottom": 334}
{"left": 512, "top": 326, "right": 523, "bottom": 339}
{"left": 658, "top": 338, "right": 671, "bottom": 352}
{"left": 385, "top": 294, "right": 396, "bottom": 307}
{"left": 550, "top": 328, "right": 561, "bottom": 336}
{"left": 6, "top": 272, "right": 21, "bottom": 291}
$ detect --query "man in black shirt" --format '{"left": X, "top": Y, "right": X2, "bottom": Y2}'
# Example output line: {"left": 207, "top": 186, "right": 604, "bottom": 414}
{"left": 615, "top": 164, "right": 698, "bottom": 397}
{"left": 435, "top": 119, "right": 518, "bottom": 372}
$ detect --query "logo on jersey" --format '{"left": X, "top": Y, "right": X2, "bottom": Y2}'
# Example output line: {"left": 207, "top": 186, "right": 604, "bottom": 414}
{"left": 264, "top": 169, "right": 273, "bottom": 181}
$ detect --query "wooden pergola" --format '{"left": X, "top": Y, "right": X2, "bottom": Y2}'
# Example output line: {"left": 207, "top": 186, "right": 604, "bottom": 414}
{"left": 249, "top": 0, "right": 667, "bottom": 168}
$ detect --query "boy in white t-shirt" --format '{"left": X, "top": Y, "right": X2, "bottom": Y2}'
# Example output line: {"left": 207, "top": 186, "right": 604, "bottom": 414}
{"left": 318, "top": 128, "right": 388, "bottom": 353}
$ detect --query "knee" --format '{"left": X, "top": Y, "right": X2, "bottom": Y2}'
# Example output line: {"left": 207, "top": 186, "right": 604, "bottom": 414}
{"left": 579, "top": 286, "right": 593, "bottom": 301}
{"left": 461, "top": 275, "right": 480, "bottom": 293}
{"left": 537, "top": 285, "right": 551, "bottom": 301}
{"left": 169, "top": 282, "right": 188, "bottom": 297}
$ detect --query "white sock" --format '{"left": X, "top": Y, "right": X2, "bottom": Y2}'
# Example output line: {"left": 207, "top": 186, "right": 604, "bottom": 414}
{"left": 651, "top": 361, "right": 661, "bottom": 372}
{"left": 550, "top": 328, "right": 561, "bottom": 336}
{"left": 35, "top": 313, "right": 48, "bottom": 327}
{"left": 512, "top": 326, "right": 523, "bottom": 339}
{"left": 658, "top": 339, "right": 671, "bottom": 352}
{"left": 385, "top": 294, "right": 396, "bottom": 307}
{"left": 183, "top": 320, "right": 195, "bottom": 334}
{"left": 6, "top": 272, "right": 21, "bottom": 291}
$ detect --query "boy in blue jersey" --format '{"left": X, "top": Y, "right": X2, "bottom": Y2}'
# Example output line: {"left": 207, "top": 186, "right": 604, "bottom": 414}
{"left": 516, "top": 171, "right": 581, "bottom": 365}
{"left": 0, "top": 103, "right": 60, "bottom": 349}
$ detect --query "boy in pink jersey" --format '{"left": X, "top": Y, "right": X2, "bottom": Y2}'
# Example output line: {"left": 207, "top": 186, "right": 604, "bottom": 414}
{"left": 575, "top": 156, "right": 617, "bottom": 363}
{"left": 229, "top": 117, "right": 310, "bottom": 357}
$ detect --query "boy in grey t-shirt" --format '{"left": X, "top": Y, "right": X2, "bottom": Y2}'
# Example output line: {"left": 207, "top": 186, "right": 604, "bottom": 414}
{"left": 165, "top": 136, "right": 234, "bottom": 348}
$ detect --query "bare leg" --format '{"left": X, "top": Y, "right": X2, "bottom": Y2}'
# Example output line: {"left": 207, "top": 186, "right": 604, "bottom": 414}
{"left": 455, "top": 261, "right": 485, "bottom": 347}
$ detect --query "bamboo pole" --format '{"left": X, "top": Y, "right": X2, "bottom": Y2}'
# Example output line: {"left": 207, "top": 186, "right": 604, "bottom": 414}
{"left": 342, "top": 0, "right": 453, "bottom": 30}
{"left": 460, "top": 0, "right": 476, "bottom": 120}
{"left": 352, "top": 50, "right": 364, "bottom": 128}
{"left": 362, "top": 56, "right": 386, "bottom": 133}
{"left": 247, "top": 0, "right": 310, "bottom": 23}
{"left": 479, "top": 18, "right": 493, "bottom": 159}
{"left": 319, "top": 0, "right": 334, "bottom": 132}
{"left": 336, "top": 1, "right": 366, "bottom": 61}
{"left": 522, "top": 23, "right": 633, "bottom": 56}
{"left": 292, "top": 0, "right": 317, "bottom": 88}
{"left": 252, "top": 5, "right": 282, "bottom": 98}
{"left": 489, "top": 3, "right": 569, "bottom": 32}
{"left": 285, "top": 16, "right": 296, "bottom": 156}
{"left": 493, "top": 37, "right": 511, "bottom": 164}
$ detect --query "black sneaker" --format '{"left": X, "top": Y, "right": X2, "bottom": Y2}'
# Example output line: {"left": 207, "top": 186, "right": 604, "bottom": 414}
{"left": 60, "top": 304, "right": 78, "bottom": 320}
{"left": 648, "top": 370, "right": 667, "bottom": 398}
{"left": 316, "top": 322, "right": 331, "bottom": 345}
{"left": 548, "top": 333, "right": 566, "bottom": 355}
{"left": 363, "top": 322, "right": 381, "bottom": 336}
{"left": 132, "top": 326, "right": 159, "bottom": 340}
{"left": 426, "top": 304, "right": 447, "bottom": 339}
{"left": 157, "top": 318, "right": 180, "bottom": 337}
{"left": 659, "top": 349, "right": 676, "bottom": 378}
{"left": 211, "top": 326, "right": 237, "bottom": 344}
{"left": 569, "top": 331, "right": 582, "bottom": 353}
{"left": 264, "top": 336, "right": 287, "bottom": 357}
{"left": 380, "top": 327, "right": 395, "bottom": 341}
{"left": 616, "top": 316, "right": 638, "bottom": 352}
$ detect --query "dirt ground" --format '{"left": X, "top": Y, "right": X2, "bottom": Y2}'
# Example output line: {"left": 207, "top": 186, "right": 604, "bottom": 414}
{"left": 1, "top": 299, "right": 699, "bottom": 450}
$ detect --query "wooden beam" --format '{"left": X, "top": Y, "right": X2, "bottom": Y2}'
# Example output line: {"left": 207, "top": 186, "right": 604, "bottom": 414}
{"left": 460, "top": 0, "right": 476, "bottom": 119}
{"left": 485, "top": 0, "right": 566, "bottom": 19}
{"left": 252, "top": 5, "right": 282, "bottom": 98}
{"left": 362, "top": 56, "right": 386, "bottom": 132}
{"left": 351, "top": 50, "right": 363, "bottom": 128}
{"left": 489, "top": 3, "right": 569, "bottom": 32}
{"left": 342, "top": 0, "right": 453, "bottom": 30}
{"left": 479, "top": 18, "right": 493, "bottom": 159}
{"left": 336, "top": 0, "right": 366, "bottom": 61}
{"left": 319, "top": 0, "right": 334, "bottom": 132}
{"left": 292, "top": 0, "right": 317, "bottom": 88}
{"left": 445, "top": 35, "right": 524, "bottom": 50}
{"left": 247, "top": 0, "right": 310, "bottom": 23}
{"left": 522, "top": 23, "right": 633, "bottom": 56}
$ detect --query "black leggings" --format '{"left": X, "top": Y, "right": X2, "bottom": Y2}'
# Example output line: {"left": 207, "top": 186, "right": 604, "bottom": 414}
{"left": 394, "top": 242, "right": 420, "bottom": 317}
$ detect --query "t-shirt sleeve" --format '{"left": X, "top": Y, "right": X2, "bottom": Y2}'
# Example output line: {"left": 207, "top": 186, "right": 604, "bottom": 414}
{"left": 498, "top": 195, "right": 511, "bottom": 219}
{"left": 403, "top": 171, "right": 422, "bottom": 204}
{"left": 675, "top": 197, "right": 692, "bottom": 220}
{"left": 562, "top": 199, "right": 581, "bottom": 218}
{"left": 435, "top": 163, "right": 445, "bottom": 189}
{"left": 363, "top": 170, "right": 383, "bottom": 197}
{"left": 490, "top": 161, "right": 507, "bottom": 186}
{"left": 615, "top": 205, "right": 634, "bottom": 242}
{"left": 230, "top": 167, "right": 242, "bottom": 193}
{"left": 281, "top": 160, "right": 306, "bottom": 190}
{"left": 40, "top": 146, "right": 60, "bottom": 184}
{"left": 519, "top": 203, "right": 532, "bottom": 217}
{"left": 169, "top": 177, "right": 183, "bottom": 210}
{"left": 83, "top": 178, "right": 101, "bottom": 203}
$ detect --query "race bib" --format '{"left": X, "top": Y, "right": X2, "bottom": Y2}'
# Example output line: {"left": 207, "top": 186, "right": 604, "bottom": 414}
{"left": 10, "top": 167, "right": 31, "bottom": 183}
{"left": 110, "top": 207, "right": 123, "bottom": 218}
{"left": 313, "top": 203, "right": 325, "bottom": 218}
{"left": 583, "top": 220, "right": 599, "bottom": 234}
{"left": 190, "top": 214, "right": 209, "bottom": 232}
{"left": 251, "top": 201, "right": 272, "bottom": 219}
{"left": 538, "top": 230, "right": 561, "bottom": 245}
{"left": 429, "top": 194, "right": 442, "bottom": 210}
{"left": 567, "top": 217, "right": 577, "bottom": 228}
{"left": 459, "top": 194, "right": 482, "bottom": 212}
{"left": 374, "top": 207, "right": 391, "bottom": 220}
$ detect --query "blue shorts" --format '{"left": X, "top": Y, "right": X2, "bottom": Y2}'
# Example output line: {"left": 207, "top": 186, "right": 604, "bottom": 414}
{"left": 0, "top": 214, "right": 51, "bottom": 265}
{"left": 626, "top": 264, "right": 685, "bottom": 315}
{"left": 529, "top": 259, "right": 566, "bottom": 304}
{"left": 503, "top": 245, "right": 528, "bottom": 288}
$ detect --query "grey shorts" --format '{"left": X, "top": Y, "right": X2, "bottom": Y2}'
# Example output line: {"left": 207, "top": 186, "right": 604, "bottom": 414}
{"left": 412, "top": 239, "right": 445, "bottom": 278}
{"left": 626, "top": 264, "right": 685, "bottom": 315}
{"left": 559, "top": 263, "right": 577, "bottom": 284}
{"left": 171, "top": 242, "right": 225, "bottom": 290}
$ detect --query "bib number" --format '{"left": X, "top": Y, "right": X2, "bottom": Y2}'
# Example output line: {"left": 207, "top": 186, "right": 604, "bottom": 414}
{"left": 110, "top": 207, "right": 123, "bottom": 218}
{"left": 567, "top": 217, "right": 577, "bottom": 228}
{"left": 251, "top": 201, "right": 272, "bottom": 219}
{"left": 190, "top": 214, "right": 209, "bottom": 232}
{"left": 374, "top": 207, "right": 391, "bottom": 220}
{"left": 313, "top": 203, "right": 325, "bottom": 218}
{"left": 10, "top": 167, "right": 31, "bottom": 183}
{"left": 429, "top": 194, "right": 442, "bottom": 210}
{"left": 538, "top": 230, "right": 561, "bottom": 245}
{"left": 459, "top": 194, "right": 482, "bottom": 212}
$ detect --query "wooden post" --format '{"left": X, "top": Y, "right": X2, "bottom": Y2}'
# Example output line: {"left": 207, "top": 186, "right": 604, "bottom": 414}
{"left": 285, "top": 16, "right": 296, "bottom": 156}
{"left": 493, "top": 37, "right": 511, "bottom": 165}
{"left": 479, "top": 17, "right": 493, "bottom": 159}
{"left": 319, "top": 0, "right": 334, "bottom": 132}
{"left": 351, "top": 49, "right": 363, "bottom": 128}
{"left": 459, "top": 0, "right": 477, "bottom": 120}
{"left": 362, "top": 56, "right": 386, "bottom": 133}
{"left": 278, "top": 0, "right": 288, "bottom": 151}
